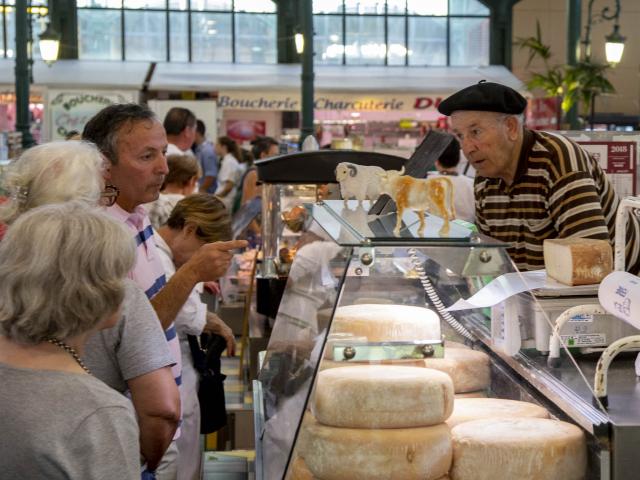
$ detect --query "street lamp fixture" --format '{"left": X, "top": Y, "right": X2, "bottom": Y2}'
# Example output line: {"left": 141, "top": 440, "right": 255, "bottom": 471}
{"left": 605, "top": 24, "right": 625, "bottom": 65}
{"left": 294, "top": 32, "right": 304, "bottom": 55}
{"left": 38, "top": 22, "right": 60, "bottom": 65}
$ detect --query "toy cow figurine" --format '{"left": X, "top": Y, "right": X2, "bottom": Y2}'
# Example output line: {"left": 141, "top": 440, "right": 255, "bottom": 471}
{"left": 335, "top": 162, "right": 385, "bottom": 208}
{"left": 377, "top": 167, "right": 456, "bottom": 236}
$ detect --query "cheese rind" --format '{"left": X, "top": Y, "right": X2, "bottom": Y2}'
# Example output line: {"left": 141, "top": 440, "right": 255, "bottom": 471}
{"left": 423, "top": 348, "right": 490, "bottom": 393}
{"left": 446, "top": 398, "right": 549, "bottom": 428}
{"left": 299, "top": 420, "right": 452, "bottom": 480}
{"left": 312, "top": 365, "right": 454, "bottom": 428}
{"left": 288, "top": 457, "right": 318, "bottom": 480}
{"left": 331, "top": 304, "right": 441, "bottom": 342}
{"left": 450, "top": 418, "right": 586, "bottom": 480}
{"left": 454, "top": 391, "right": 487, "bottom": 399}
{"left": 543, "top": 237, "right": 613, "bottom": 286}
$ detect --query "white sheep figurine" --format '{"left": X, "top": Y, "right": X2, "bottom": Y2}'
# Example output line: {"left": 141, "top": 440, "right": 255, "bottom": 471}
{"left": 335, "top": 162, "right": 385, "bottom": 208}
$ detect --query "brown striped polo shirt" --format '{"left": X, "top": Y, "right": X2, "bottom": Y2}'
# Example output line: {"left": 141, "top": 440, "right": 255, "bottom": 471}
{"left": 475, "top": 128, "right": 640, "bottom": 274}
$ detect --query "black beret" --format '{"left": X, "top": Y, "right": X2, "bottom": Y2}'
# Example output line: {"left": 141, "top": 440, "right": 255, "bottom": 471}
{"left": 438, "top": 80, "right": 527, "bottom": 116}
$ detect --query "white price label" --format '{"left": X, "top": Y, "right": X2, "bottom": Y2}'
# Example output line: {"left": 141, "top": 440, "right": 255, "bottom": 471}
{"left": 568, "top": 314, "right": 594, "bottom": 323}
{"left": 561, "top": 333, "right": 606, "bottom": 347}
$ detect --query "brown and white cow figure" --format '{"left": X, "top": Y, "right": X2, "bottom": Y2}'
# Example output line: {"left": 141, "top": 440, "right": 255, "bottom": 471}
{"left": 377, "top": 167, "right": 456, "bottom": 236}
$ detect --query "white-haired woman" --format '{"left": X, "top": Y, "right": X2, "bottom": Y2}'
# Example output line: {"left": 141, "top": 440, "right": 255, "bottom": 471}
{"left": 0, "top": 141, "right": 179, "bottom": 477}
{"left": 0, "top": 202, "right": 139, "bottom": 478}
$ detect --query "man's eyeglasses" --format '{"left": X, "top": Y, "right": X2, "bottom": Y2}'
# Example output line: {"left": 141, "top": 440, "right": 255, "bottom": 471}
{"left": 100, "top": 185, "right": 119, "bottom": 207}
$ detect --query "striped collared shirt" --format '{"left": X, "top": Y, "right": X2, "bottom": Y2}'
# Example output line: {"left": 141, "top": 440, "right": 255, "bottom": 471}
{"left": 475, "top": 129, "right": 640, "bottom": 274}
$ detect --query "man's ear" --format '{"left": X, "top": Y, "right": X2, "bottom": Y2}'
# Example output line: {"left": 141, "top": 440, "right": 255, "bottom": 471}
{"left": 504, "top": 115, "right": 520, "bottom": 141}
{"left": 184, "top": 221, "right": 198, "bottom": 236}
{"left": 103, "top": 161, "right": 112, "bottom": 181}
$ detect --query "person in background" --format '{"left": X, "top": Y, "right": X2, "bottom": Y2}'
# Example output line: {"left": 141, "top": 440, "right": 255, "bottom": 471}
{"left": 0, "top": 140, "right": 178, "bottom": 478}
{"left": 83, "top": 103, "right": 247, "bottom": 480}
{"left": 241, "top": 136, "right": 280, "bottom": 207}
{"left": 214, "top": 136, "right": 243, "bottom": 212}
{"left": 146, "top": 154, "right": 201, "bottom": 230}
{"left": 0, "top": 202, "right": 140, "bottom": 479}
{"left": 155, "top": 194, "right": 235, "bottom": 480}
{"left": 438, "top": 81, "right": 640, "bottom": 273}
{"left": 164, "top": 107, "right": 197, "bottom": 157}
{"left": 193, "top": 119, "right": 218, "bottom": 194}
{"left": 429, "top": 136, "right": 475, "bottom": 223}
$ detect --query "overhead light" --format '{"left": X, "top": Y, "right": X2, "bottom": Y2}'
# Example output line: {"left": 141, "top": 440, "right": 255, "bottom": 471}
{"left": 605, "top": 25, "right": 625, "bottom": 64}
{"left": 38, "top": 22, "right": 60, "bottom": 65}
{"left": 295, "top": 33, "right": 304, "bottom": 54}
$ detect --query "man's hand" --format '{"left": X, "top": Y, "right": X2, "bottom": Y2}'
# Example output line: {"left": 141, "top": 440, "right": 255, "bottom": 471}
{"left": 204, "top": 313, "right": 236, "bottom": 356}
{"left": 185, "top": 240, "right": 248, "bottom": 283}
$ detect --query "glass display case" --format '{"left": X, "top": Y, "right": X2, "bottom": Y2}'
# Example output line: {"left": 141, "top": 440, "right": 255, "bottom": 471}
{"left": 253, "top": 198, "right": 640, "bottom": 480}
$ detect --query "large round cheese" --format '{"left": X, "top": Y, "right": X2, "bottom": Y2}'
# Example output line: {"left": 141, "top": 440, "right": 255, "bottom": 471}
{"left": 450, "top": 418, "right": 586, "bottom": 480}
{"left": 331, "top": 304, "right": 441, "bottom": 342}
{"left": 423, "top": 348, "right": 490, "bottom": 393}
{"left": 319, "top": 358, "right": 426, "bottom": 371}
{"left": 288, "top": 457, "right": 317, "bottom": 480}
{"left": 299, "top": 420, "right": 452, "bottom": 480}
{"left": 312, "top": 365, "right": 454, "bottom": 428}
{"left": 446, "top": 398, "right": 549, "bottom": 428}
{"left": 454, "top": 391, "right": 487, "bottom": 399}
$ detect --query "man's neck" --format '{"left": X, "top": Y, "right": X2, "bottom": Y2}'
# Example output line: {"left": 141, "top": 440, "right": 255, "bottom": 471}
{"left": 502, "top": 129, "right": 525, "bottom": 186}
{"left": 167, "top": 135, "right": 189, "bottom": 151}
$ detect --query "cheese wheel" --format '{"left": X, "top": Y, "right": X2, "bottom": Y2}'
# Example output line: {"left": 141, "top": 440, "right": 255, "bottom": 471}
{"left": 450, "top": 418, "right": 586, "bottom": 480}
{"left": 312, "top": 365, "right": 454, "bottom": 428}
{"left": 423, "top": 348, "right": 490, "bottom": 393}
{"left": 454, "top": 391, "right": 487, "bottom": 399}
{"left": 299, "top": 420, "right": 452, "bottom": 480}
{"left": 331, "top": 304, "right": 441, "bottom": 342}
{"left": 288, "top": 457, "right": 318, "bottom": 480}
{"left": 446, "top": 398, "right": 549, "bottom": 428}
{"left": 319, "top": 358, "right": 426, "bottom": 371}
{"left": 543, "top": 237, "right": 612, "bottom": 286}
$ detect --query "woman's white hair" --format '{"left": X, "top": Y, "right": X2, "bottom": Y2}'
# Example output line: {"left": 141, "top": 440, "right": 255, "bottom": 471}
{"left": 0, "top": 141, "right": 105, "bottom": 224}
{"left": 0, "top": 201, "right": 136, "bottom": 344}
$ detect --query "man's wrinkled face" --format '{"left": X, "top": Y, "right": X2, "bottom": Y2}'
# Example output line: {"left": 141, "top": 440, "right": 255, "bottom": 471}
{"left": 450, "top": 111, "right": 516, "bottom": 182}
{"left": 105, "top": 119, "right": 169, "bottom": 212}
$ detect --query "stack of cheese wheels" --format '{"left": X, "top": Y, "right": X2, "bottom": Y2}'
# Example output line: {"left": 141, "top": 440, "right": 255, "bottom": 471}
{"left": 423, "top": 347, "right": 490, "bottom": 396}
{"left": 450, "top": 417, "right": 587, "bottom": 480}
{"left": 446, "top": 398, "right": 549, "bottom": 428}
{"left": 299, "top": 365, "right": 454, "bottom": 480}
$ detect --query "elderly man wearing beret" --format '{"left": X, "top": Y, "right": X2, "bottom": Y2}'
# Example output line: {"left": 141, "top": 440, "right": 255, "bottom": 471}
{"left": 438, "top": 81, "right": 640, "bottom": 274}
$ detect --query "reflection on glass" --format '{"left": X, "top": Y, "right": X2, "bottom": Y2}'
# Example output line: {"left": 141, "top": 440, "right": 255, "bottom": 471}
{"left": 313, "top": 0, "right": 343, "bottom": 14}
{"left": 449, "top": 0, "right": 490, "bottom": 15}
{"left": 344, "top": 0, "right": 384, "bottom": 14}
{"left": 123, "top": 0, "right": 165, "bottom": 8}
{"left": 345, "top": 15, "right": 385, "bottom": 65}
{"left": 78, "top": 9, "right": 122, "bottom": 60}
{"left": 235, "top": 13, "right": 276, "bottom": 64}
{"left": 191, "top": 12, "right": 232, "bottom": 62}
{"left": 190, "top": 0, "right": 232, "bottom": 9}
{"left": 314, "top": 14, "right": 343, "bottom": 65}
{"left": 450, "top": 18, "right": 489, "bottom": 66}
{"left": 407, "top": 0, "right": 447, "bottom": 15}
{"left": 235, "top": 0, "right": 275, "bottom": 12}
{"left": 408, "top": 16, "right": 446, "bottom": 66}
{"left": 125, "top": 10, "right": 166, "bottom": 61}
{"left": 387, "top": 16, "right": 406, "bottom": 65}
{"left": 77, "top": 0, "right": 123, "bottom": 7}
{"left": 169, "top": 11, "right": 188, "bottom": 62}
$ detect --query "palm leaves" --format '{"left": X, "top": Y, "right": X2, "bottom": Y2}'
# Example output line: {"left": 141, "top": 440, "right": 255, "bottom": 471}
{"left": 514, "top": 20, "right": 615, "bottom": 117}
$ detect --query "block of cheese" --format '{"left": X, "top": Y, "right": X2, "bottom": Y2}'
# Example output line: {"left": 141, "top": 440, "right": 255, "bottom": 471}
{"left": 543, "top": 238, "right": 612, "bottom": 286}
{"left": 312, "top": 365, "right": 454, "bottom": 428}
{"left": 319, "top": 357, "right": 426, "bottom": 371}
{"left": 298, "top": 419, "right": 452, "bottom": 480}
{"left": 446, "top": 398, "right": 549, "bottom": 428}
{"left": 288, "top": 457, "right": 318, "bottom": 480}
{"left": 454, "top": 391, "right": 487, "bottom": 399}
{"left": 423, "top": 348, "right": 490, "bottom": 393}
{"left": 331, "top": 304, "right": 441, "bottom": 342}
{"left": 450, "top": 418, "right": 586, "bottom": 480}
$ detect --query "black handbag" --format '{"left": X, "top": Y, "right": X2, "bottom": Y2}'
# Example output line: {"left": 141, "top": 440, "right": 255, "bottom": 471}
{"left": 187, "top": 333, "right": 228, "bottom": 434}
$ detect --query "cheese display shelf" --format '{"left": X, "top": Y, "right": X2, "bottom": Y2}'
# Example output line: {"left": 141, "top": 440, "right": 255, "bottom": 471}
{"left": 253, "top": 199, "right": 635, "bottom": 480}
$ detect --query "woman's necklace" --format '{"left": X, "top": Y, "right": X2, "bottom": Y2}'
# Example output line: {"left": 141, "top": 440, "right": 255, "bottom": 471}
{"left": 46, "top": 338, "right": 92, "bottom": 374}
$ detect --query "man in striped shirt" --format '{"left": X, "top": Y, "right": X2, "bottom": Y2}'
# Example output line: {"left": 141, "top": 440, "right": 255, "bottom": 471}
{"left": 438, "top": 81, "right": 640, "bottom": 274}
{"left": 83, "top": 104, "right": 246, "bottom": 479}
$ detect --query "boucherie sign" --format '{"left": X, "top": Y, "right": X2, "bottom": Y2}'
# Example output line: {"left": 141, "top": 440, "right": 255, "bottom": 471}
{"left": 218, "top": 90, "right": 444, "bottom": 112}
